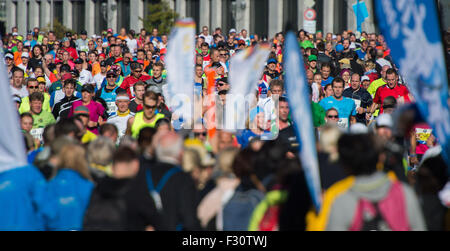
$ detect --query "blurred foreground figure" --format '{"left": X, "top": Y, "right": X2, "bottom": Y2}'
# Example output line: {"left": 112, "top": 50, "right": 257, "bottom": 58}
{"left": 307, "top": 133, "right": 426, "bottom": 231}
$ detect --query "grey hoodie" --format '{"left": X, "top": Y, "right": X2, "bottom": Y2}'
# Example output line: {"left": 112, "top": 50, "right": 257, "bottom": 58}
{"left": 326, "top": 171, "right": 426, "bottom": 231}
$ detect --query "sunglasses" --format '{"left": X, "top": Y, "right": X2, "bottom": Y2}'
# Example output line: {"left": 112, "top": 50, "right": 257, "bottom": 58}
{"left": 217, "top": 83, "right": 226, "bottom": 87}
{"left": 107, "top": 75, "right": 116, "bottom": 78}
{"left": 144, "top": 104, "right": 157, "bottom": 109}
{"left": 220, "top": 54, "right": 228, "bottom": 57}
{"left": 28, "top": 85, "right": 39, "bottom": 89}
{"left": 134, "top": 70, "right": 142, "bottom": 73}
{"left": 194, "top": 132, "right": 207, "bottom": 137}
{"left": 327, "top": 115, "right": 339, "bottom": 119}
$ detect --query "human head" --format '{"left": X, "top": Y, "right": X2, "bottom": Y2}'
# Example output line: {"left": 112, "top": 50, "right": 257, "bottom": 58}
{"left": 361, "top": 75, "right": 371, "bottom": 89}
{"left": 385, "top": 68, "right": 398, "bottom": 89}
{"left": 12, "top": 68, "right": 25, "bottom": 88}
{"left": 29, "top": 92, "right": 44, "bottom": 115}
{"left": 26, "top": 78, "right": 39, "bottom": 95}
{"left": 142, "top": 91, "right": 159, "bottom": 120}
{"left": 115, "top": 90, "right": 131, "bottom": 113}
{"left": 57, "top": 143, "right": 92, "bottom": 180}
{"left": 216, "top": 77, "right": 229, "bottom": 92}
{"left": 63, "top": 79, "right": 76, "bottom": 98}
{"left": 325, "top": 108, "right": 339, "bottom": 124}
{"left": 112, "top": 146, "right": 140, "bottom": 178}
{"left": 106, "top": 70, "right": 117, "bottom": 86}
{"left": 20, "top": 112, "right": 34, "bottom": 133}
{"left": 155, "top": 131, "right": 184, "bottom": 165}
{"left": 278, "top": 97, "right": 290, "bottom": 123}
{"left": 382, "top": 96, "right": 397, "bottom": 115}
{"left": 321, "top": 62, "right": 331, "bottom": 79}
{"left": 81, "top": 84, "right": 95, "bottom": 103}
{"left": 324, "top": 83, "right": 334, "bottom": 97}
{"left": 331, "top": 77, "right": 345, "bottom": 99}
{"left": 152, "top": 62, "right": 164, "bottom": 79}
{"left": 269, "top": 79, "right": 284, "bottom": 97}
{"left": 350, "top": 73, "right": 361, "bottom": 90}
{"left": 375, "top": 114, "right": 394, "bottom": 142}
{"left": 133, "top": 81, "right": 146, "bottom": 101}
{"left": 338, "top": 133, "right": 381, "bottom": 176}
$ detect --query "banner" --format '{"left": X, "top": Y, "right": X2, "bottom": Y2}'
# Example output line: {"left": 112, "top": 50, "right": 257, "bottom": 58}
{"left": 228, "top": 44, "right": 271, "bottom": 130}
{"left": 164, "top": 18, "right": 196, "bottom": 129}
{"left": 0, "top": 39, "right": 28, "bottom": 173}
{"left": 374, "top": 0, "right": 450, "bottom": 167}
{"left": 284, "top": 32, "right": 322, "bottom": 211}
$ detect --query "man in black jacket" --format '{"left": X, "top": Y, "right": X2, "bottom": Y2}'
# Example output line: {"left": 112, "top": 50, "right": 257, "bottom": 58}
{"left": 127, "top": 131, "right": 202, "bottom": 231}
{"left": 342, "top": 73, "right": 373, "bottom": 125}
{"left": 52, "top": 79, "right": 80, "bottom": 121}
{"left": 83, "top": 146, "right": 161, "bottom": 231}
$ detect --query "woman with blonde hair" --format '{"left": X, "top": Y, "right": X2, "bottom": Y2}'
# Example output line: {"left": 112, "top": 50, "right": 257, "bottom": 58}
{"left": 44, "top": 142, "right": 94, "bottom": 231}
{"left": 87, "top": 136, "right": 116, "bottom": 180}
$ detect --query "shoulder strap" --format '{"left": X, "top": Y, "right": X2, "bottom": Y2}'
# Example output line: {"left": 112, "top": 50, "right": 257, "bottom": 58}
{"left": 146, "top": 167, "right": 182, "bottom": 193}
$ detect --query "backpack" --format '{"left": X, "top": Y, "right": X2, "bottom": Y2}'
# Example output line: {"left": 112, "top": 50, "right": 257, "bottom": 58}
{"left": 349, "top": 181, "right": 410, "bottom": 231}
{"left": 222, "top": 188, "right": 265, "bottom": 231}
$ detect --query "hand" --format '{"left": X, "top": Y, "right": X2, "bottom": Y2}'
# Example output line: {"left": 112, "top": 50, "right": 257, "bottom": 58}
{"left": 88, "top": 121, "right": 98, "bottom": 128}
{"left": 366, "top": 113, "right": 372, "bottom": 121}
{"left": 357, "top": 107, "right": 365, "bottom": 114}
{"left": 410, "top": 156, "right": 419, "bottom": 166}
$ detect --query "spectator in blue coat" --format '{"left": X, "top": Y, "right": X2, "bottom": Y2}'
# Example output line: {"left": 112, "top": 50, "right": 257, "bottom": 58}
{"left": 44, "top": 141, "right": 94, "bottom": 231}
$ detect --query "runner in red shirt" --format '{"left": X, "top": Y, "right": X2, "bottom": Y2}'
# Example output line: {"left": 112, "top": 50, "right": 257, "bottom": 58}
{"left": 120, "top": 62, "right": 151, "bottom": 99}
{"left": 368, "top": 68, "right": 413, "bottom": 115}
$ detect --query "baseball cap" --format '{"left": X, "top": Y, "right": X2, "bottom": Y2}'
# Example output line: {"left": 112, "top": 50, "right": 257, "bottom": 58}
{"left": 13, "top": 95, "right": 22, "bottom": 104}
{"left": 349, "top": 123, "right": 369, "bottom": 134}
{"left": 100, "top": 60, "right": 107, "bottom": 67}
{"left": 61, "top": 37, "right": 69, "bottom": 43}
{"left": 375, "top": 114, "right": 393, "bottom": 128}
{"left": 106, "top": 70, "right": 117, "bottom": 77}
{"left": 308, "top": 55, "right": 317, "bottom": 62}
{"left": 361, "top": 76, "right": 370, "bottom": 82}
{"left": 238, "top": 40, "right": 246, "bottom": 46}
{"left": 36, "top": 77, "right": 46, "bottom": 83}
{"left": 21, "top": 52, "right": 29, "bottom": 58}
{"left": 12, "top": 32, "right": 18, "bottom": 36}
{"left": 61, "top": 73, "right": 73, "bottom": 81}
{"left": 211, "top": 62, "right": 222, "bottom": 68}
{"left": 336, "top": 44, "right": 344, "bottom": 52}
{"left": 80, "top": 30, "right": 87, "bottom": 35}
{"left": 267, "top": 58, "right": 278, "bottom": 65}
{"left": 229, "top": 28, "right": 237, "bottom": 34}
{"left": 65, "top": 32, "right": 72, "bottom": 37}
{"left": 71, "top": 69, "right": 80, "bottom": 77}
{"left": 5, "top": 52, "right": 14, "bottom": 59}
{"left": 74, "top": 106, "right": 90, "bottom": 116}
{"left": 74, "top": 58, "right": 84, "bottom": 64}
{"left": 81, "top": 84, "right": 95, "bottom": 93}
{"left": 107, "top": 28, "right": 113, "bottom": 33}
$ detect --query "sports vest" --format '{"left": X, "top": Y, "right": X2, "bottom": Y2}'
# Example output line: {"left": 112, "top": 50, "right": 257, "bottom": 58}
{"left": 131, "top": 112, "right": 165, "bottom": 138}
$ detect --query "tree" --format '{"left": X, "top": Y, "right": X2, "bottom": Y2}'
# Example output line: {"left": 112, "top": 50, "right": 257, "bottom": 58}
{"left": 141, "top": 0, "right": 178, "bottom": 35}
{"left": 42, "top": 19, "right": 74, "bottom": 39}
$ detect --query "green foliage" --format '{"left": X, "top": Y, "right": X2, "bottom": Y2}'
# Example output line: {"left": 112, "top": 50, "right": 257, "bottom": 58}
{"left": 141, "top": 0, "right": 178, "bottom": 35}
{"left": 42, "top": 19, "right": 74, "bottom": 39}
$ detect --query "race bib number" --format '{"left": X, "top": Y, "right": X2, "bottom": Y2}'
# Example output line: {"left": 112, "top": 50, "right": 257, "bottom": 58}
{"left": 30, "top": 128, "right": 44, "bottom": 142}
{"left": 416, "top": 128, "right": 432, "bottom": 145}
{"left": 107, "top": 102, "right": 118, "bottom": 115}
{"left": 337, "top": 118, "right": 349, "bottom": 129}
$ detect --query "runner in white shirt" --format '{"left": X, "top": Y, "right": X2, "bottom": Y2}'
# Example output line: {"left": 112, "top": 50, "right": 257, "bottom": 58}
{"left": 199, "top": 26, "right": 213, "bottom": 46}
{"left": 93, "top": 60, "right": 108, "bottom": 90}
{"left": 74, "top": 58, "right": 93, "bottom": 86}
{"left": 107, "top": 91, "right": 135, "bottom": 144}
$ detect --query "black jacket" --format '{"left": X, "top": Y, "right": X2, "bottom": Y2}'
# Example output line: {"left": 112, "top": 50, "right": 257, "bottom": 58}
{"left": 83, "top": 176, "right": 160, "bottom": 231}
{"left": 342, "top": 87, "right": 373, "bottom": 124}
{"left": 126, "top": 159, "right": 202, "bottom": 231}
{"left": 52, "top": 96, "right": 80, "bottom": 121}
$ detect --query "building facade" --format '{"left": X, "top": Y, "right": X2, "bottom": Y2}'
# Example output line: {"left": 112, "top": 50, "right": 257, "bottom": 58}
{"left": 1, "top": 0, "right": 407, "bottom": 39}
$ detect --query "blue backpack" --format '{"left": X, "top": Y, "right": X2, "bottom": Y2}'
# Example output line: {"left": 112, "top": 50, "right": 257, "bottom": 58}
{"left": 222, "top": 187, "right": 265, "bottom": 231}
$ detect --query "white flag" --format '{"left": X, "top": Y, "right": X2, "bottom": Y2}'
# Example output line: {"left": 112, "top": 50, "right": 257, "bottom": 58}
{"left": 165, "top": 18, "right": 196, "bottom": 129}
{"left": 0, "top": 40, "right": 28, "bottom": 172}
{"left": 228, "top": 44, "right": 271, "bottom": 130}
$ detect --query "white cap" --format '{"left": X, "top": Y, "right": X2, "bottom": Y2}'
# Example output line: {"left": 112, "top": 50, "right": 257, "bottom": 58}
{"left": 229, "top": 28, "right": 237, "bottom": 34}
{"left": 350, "top": 123, "right": 369, "bottom": 134}
{"left": 376, "top": 114, "right": 393, "bottom": 128}
{"left": 5, "top": 53, "right": 13, "bottom": 59}
{"left": 12, "top": 32, "right": 18, "bottom": 36}
{"left": 361, "top": 76, "right": 370, "bottom": 82}
{"left": 21, "top": 52, "right": 29, "bottom": 58}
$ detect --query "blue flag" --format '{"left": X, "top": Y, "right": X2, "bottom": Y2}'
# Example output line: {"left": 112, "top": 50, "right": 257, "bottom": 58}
{"left": 353, "top": 0, "right": 369, "bottom": 32}
{"left": 284, "top": 32, "right": 322, "bottom": 211}
{"left": 374, "top": 1, "right": 450, "bottom": 168}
